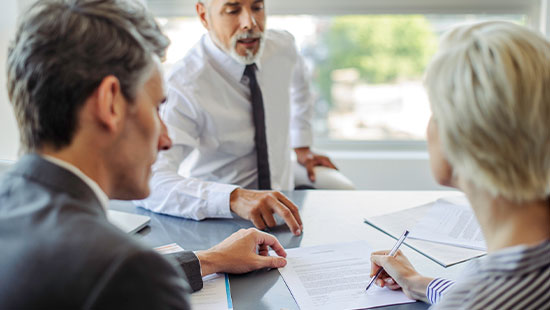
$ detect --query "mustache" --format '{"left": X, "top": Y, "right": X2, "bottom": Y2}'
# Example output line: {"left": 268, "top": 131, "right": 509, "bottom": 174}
{"left": 233, "top": 31, "right": 263, "bottom": 41}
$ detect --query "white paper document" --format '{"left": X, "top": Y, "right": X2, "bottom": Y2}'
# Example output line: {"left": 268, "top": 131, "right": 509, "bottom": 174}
{"left": 190, "top": 273, "right": 233, "bottom": 310}
{"left": 275, "top": 241, "right": 415, "bottom": 310}
{"left": 364, "top": 198, "right": 486, "bottom": 267}
{"left": 409, "top": 196, "right": 487, "bottom": 251}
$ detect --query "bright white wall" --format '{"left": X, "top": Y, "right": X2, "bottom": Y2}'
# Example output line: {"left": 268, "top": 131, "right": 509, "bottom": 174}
{"left": 0, "top": 0, "right": 19, "bottom": 161}
{"left": 544, "top": 0, "right": 550, "bottom": 37}
{"left": 0, "top": 0, "right": 36, "bottom": 161}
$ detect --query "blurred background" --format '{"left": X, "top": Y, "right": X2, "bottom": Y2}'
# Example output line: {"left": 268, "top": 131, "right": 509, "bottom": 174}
{"left": 1, "top": 0, "right": 548, "bottom": 189}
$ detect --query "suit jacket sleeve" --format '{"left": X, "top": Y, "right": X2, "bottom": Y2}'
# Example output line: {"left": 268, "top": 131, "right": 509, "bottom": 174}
{"left": 84, "top": 249, "right": 191, "bottom": 310}
{"left": 166, "top": 251, "right": 203, "bottom": 292}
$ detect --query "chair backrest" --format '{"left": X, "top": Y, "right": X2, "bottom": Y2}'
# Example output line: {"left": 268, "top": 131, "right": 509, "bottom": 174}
{"left": 0, "top": 160, "right": 15, "bottom": 176}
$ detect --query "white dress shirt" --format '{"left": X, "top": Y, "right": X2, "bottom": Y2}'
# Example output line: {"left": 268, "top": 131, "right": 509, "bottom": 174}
{"left": 42, "top": 155, "right": 109, "bottom": 212}
{"left": 138, "top": 30, "right": 314, "bottom": 220}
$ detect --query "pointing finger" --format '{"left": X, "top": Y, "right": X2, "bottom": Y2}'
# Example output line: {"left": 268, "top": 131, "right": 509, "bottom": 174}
{"left": 275, "top": 193, "right": 303, "bottom": 228}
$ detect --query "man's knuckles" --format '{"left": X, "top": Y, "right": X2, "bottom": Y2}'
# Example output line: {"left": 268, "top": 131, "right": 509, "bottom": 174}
{"left": 279, "top": 208, "right": 292, "bottom": 218}
{"left": 249, "top": 207, "right": 261, "bottom": 217}
{"left": 259, "top": 193, "right": 276, "bottom": 205}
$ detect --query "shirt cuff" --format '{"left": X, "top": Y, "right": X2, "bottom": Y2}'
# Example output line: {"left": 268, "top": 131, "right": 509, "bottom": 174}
{"left": 426, "top": 278, "right": 455, "bottom": 304}
{"left": 205, "top": 183, "right": 240, "bottom": 218}
{"left": 290, "top": 129, "right": 313, "bottom": 148}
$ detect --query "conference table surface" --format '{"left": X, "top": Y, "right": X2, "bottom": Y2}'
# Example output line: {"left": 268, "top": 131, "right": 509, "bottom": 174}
{"left": 110, "top": 190, "right": 468, "bottom": 310}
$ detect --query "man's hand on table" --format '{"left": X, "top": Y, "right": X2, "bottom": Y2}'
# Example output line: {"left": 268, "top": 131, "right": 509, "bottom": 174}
{"left": 230, "top": 188, "right": 303, "bottom": 236}
{"left": 370, "top": 249, "right": 433, "bottom": 302}
{"left": 195, "top": 228, "right": 287, "bottom": 276}
{"left": 294, "top": 147, "right": 337, "bottom": 183}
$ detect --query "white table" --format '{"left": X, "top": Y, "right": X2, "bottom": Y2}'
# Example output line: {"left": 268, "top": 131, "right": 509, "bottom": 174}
{"left": 111, "top": 190, "right": 466, "bottom": 310}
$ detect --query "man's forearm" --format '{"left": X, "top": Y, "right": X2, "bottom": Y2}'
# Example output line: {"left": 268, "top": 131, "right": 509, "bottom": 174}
{"left": 194, "top": 250, "right": 220, "bottom": 277}
{"left": 144, "top": 169, "right": 237, "bottom": 219}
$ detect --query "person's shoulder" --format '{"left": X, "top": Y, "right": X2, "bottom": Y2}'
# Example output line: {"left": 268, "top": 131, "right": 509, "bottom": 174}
{"left": 0, "top": 160, "right": 79, "bottom": 213}
{"left": 265, "top": 29, "right": 296, "bottom": 45}
{"left": 262, "top": 29, "right": 298, "bottom": 62}
{"left": 0, "top": 166, "right": 26, "bottom": 198}
{"left": 0, "top": 179, "right": 187, "bottom": 308}
{"left": 432, "top": 266, "right": 550, "bottom": 310}
{"left": 167, "top": 36, "right": 211, "bottom": 88}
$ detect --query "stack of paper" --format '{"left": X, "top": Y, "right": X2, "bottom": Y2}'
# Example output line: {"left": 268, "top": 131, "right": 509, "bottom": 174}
{"left": 364, "top": 194, "right": 486, "bottom": 267}
{"left": 408, "top": 196, "right": 486, "bottom": 251}
{"left": 190, "top": 274, "right": 233, "bottom": 310}
{"left": 154, "top": 243, "right": 233, "bottom": 310}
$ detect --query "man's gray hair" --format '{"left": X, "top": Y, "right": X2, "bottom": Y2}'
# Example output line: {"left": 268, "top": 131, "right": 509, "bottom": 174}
{"left": 7, "top": 0, "right": 170, "bottom": 152}
{"left": 425, "top": 22, "right": 550, "bottom": 202}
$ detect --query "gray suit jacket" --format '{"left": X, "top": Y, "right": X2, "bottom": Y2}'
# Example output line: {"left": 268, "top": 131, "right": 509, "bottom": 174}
{"left": 0, "top": 154, "right": 201, "bottom": 309}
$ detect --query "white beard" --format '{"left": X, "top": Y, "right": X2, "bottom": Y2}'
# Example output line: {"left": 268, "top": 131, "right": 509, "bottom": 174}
{"left": 210, "top": 31, "right": 266, "bottom": 65}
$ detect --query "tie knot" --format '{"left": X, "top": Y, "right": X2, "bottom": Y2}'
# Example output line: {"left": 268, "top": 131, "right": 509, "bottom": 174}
{"left": 244, "top": 64, "right": 257, "bottom": 78}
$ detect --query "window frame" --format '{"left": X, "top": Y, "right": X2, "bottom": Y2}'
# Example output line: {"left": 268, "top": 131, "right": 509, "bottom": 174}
{"left": 147, "top": 0, "right": 547, "bottom": 32}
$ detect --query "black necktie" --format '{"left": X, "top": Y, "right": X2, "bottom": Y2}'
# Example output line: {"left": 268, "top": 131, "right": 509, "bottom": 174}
{"left": 244, "top": 64, "right": 271, "bottom": 190}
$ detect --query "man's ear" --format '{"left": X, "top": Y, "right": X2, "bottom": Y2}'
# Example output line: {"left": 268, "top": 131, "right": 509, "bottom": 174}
{"left": 95, "top": 75, "right": 125, "bottom": 132}
{"left": 196, "top": 2, "right": 210, "bottom": 30}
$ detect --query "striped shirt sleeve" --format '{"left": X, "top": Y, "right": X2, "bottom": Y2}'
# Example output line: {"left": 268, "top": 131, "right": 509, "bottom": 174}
{"left": 427, "top": 278, "right": 456, "bottom": 304}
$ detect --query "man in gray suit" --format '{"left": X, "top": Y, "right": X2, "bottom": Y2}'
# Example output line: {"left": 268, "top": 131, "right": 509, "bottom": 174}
{"left": 0, "top": 0, "right": 288, "bottom": 308}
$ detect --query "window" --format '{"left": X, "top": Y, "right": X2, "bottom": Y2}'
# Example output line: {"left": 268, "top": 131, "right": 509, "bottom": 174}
{"left": 158, "top": 14, "right": 526, "bottom": 142}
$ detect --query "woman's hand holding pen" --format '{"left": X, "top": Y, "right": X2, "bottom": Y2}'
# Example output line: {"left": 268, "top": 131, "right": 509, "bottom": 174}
{"left": 370, "top": 249, "right": 433, "bottom": 302}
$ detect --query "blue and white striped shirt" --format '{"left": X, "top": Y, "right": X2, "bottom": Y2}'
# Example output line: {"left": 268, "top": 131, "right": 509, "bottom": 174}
{"left": 426, "top": 240, "right": 550, "bottom": 310}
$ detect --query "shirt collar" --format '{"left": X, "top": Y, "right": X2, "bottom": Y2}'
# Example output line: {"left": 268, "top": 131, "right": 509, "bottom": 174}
{"left": 203, "top": 33, "right": 262, "bottom": 82}
{"left": 41, "top": 155, "right": 109, "bottom": 212}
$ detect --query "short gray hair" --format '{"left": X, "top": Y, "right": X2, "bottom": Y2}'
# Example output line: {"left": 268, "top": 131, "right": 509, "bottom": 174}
{"left": 7, "top": 0, "right": 170, "bottom": 152}
{"left": 425, "top": 22, "right": 550, "bottom": 202}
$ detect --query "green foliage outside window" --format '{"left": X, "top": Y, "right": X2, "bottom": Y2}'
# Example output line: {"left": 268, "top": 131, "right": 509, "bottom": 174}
{"left": 313, "top": 15, "right": 438, "bottom": 105}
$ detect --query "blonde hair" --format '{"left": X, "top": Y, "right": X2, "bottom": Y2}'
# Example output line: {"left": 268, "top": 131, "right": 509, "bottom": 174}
{"left": 425, "top": 22, "right": 550, "bottom": 202}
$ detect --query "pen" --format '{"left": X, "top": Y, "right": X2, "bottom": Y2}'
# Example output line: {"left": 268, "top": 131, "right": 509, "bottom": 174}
{"left": 365, "top": 230, "right": 410, "bottom": 291}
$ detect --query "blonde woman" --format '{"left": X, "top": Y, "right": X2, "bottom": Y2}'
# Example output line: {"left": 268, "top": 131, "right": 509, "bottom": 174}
{"left": 370, "top": 22, "right": 550, "bottom": 310}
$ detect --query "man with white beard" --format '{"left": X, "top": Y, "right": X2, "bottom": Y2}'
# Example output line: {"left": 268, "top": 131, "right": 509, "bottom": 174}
{"left": 139, "top": 0, "right": 341, "bottom": 235}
